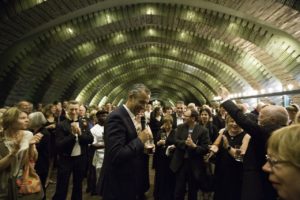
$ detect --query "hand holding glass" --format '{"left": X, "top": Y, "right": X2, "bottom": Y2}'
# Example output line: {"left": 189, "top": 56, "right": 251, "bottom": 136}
{"left": 234, "top": 145, "right": 244, "bottom": 162}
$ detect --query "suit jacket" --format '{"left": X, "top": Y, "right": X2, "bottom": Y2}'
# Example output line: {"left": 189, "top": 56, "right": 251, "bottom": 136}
{"left": 222, "top": 100, "right": 280, "bottom": 200}
{"left": 55, "top": 118, "right": 93, "bottom": 157}
{"left": 99, "top": 105, "right": 145, "bottom": 200}
{"left": 170, "top": 123, "right": 210, "bottom": 180}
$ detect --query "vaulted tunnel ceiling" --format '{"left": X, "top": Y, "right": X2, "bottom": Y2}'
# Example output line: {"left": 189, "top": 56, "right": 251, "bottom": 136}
{"left": 0, "top": 0, "right": 300, "bottom": 106}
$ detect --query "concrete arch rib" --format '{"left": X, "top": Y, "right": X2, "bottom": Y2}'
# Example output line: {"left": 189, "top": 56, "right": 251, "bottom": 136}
{"left": 1, "top": 3, "right": 292, "bottom": 104}
{"left": 60, "top": 55, "right": 226, "bottom": 101}
{"left": 45, "top": 41, "right": 252, "bottom": 103}
{"left": 75, "top": 67, "right": 208, "bottom": 105}
{"left": 93, "top": 80, "right": 197, "bottom": 106}
{"left": 0, "top": 1, "right": 299, "bottom": 105}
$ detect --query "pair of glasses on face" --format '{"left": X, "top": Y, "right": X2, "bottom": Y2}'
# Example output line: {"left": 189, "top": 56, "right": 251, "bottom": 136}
{"left": 265, "top": 154, "right": 290, "bottom": 168}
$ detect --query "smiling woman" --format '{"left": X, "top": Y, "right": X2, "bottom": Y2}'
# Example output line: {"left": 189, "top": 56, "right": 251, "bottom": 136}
{"left": 263, "top": 125, "right": 300, "bottom": 200}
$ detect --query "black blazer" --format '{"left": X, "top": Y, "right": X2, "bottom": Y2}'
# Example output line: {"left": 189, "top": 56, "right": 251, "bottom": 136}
{"left": 55, "top": 118, "right": 93, "bottom": 157}
{"left": 170, "top": 123, "right": 210, "bottom": 179}
{"left": 99, "top": 105, "right": 145, "bottom": 200}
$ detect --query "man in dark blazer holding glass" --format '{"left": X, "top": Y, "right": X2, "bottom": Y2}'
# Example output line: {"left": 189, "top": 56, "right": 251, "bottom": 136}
{"left": 170, "top": 109, "right": 210, "bottom": 200}
{"left": 99, "top": 84, "right": 152, "bottom": 200}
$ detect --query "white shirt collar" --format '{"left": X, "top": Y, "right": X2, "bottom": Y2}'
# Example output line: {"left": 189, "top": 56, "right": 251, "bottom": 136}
{"left": 123, "top": 104, "right": 135, "bottom": 120}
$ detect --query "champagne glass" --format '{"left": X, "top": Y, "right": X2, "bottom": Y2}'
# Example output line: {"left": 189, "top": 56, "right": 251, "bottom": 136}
{"left": 160, "top": 132, "right": 167, "bottom": 147}
{"left": 234, "top": 145, "right": 244, "bottom": 162}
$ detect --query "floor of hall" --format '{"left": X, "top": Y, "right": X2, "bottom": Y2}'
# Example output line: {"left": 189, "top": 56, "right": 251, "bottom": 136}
{"left": 46, "top": 159, "right": 156, "bottom": 200}
{"left": 46, "top": 157, "right": 210, "bottom": 200}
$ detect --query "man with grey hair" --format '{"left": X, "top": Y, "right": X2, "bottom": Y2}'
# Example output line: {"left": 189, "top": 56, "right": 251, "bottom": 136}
{"left": 218, "top": 87, "right": 289, "bottom": 200}
{"left": 99, "top": 83, "right": 152, "bottom": 200}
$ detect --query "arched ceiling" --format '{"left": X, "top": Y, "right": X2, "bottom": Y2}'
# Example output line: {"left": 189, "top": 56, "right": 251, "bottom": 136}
{"left": 0, "top": 0, "right": 300, "bottom": 106}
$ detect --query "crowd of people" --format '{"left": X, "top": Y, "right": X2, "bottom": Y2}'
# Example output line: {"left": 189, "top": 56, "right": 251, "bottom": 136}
{"left": 0, "top": 84, "right": 300, "bottom": 200}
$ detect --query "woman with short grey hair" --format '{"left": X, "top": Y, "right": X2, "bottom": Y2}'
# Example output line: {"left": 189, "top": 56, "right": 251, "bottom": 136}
{"left": 28, "top": 112, "right": 50, "bottom": 200}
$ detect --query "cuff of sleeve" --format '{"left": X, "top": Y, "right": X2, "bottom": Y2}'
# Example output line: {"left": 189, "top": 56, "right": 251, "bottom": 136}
{"left": 220, "top": 97, "right": 231, "bottom": 104}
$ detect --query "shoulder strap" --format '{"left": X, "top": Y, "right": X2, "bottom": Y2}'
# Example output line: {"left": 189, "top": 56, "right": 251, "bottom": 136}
{"left": 0, "top": 138, "right": 9, "bottom": 158}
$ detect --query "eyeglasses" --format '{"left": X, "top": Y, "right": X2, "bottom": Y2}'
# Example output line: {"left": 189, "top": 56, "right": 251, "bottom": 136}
{"left": 265, "top": 154, "right": 290, "bottom": 168}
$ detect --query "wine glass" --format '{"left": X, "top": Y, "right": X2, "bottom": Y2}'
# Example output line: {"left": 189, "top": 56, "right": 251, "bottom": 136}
{"left": 160, "top": 132, "right": 167, "bottom": 147}
{"left": 234, "top": 145, "right": 244, "bottom": 162}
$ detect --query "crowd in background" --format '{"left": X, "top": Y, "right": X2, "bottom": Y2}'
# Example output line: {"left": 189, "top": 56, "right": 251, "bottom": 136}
{"left": 0, "top": 93, "right": 300, "bottom": 200}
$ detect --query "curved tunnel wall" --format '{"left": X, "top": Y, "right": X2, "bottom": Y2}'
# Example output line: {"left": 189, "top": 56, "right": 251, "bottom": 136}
{"left": 0, "top": 0, "right": 299, "bottom": 106}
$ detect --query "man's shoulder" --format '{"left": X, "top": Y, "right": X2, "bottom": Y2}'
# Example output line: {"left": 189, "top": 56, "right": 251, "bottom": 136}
{"left": 195, "top": 124, "right": 208, "bottom": 132}
{"left": 108, "top": 106, "right": 125, "bottom": 117}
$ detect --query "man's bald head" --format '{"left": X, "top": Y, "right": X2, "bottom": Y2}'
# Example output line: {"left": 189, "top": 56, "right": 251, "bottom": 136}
{"left": 258, "top": 105, "right": 289, "bottom": 127}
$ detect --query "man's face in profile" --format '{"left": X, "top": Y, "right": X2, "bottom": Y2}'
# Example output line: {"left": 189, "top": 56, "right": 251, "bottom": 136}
{"left": 132, "top": 91, "right": 150, "bottom": 115}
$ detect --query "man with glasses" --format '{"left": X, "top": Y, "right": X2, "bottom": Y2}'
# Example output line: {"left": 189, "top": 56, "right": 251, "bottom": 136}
{"left": 218, "top": 87, "right": 289, "bottom": 200}
{"left": 170, "top": 109, "right": 210, "bottom": 200}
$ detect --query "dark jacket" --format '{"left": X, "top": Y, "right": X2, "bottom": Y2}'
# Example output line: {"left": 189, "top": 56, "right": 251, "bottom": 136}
{"left": 55, "top": 118, "right": 93, "bottom": 157}
{"left": 170, "top": 123, "right": 210, "bottom": 181}
{"left": 222, "top": 100, "right": 281, "bottom": 200}
{"left": 99, "top": 105, "right": 146, "bottom": 200}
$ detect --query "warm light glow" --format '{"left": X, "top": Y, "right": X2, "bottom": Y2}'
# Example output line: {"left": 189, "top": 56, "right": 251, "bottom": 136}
{"left": 146, "top": 8, "right": 154, "bottom": 15}
{"left": 287, "top": 48, "right": 293, "bottom": 54}
{"left": 106, "top": 15, "right": 112, "bottom": 23}
{"left": 36, "top": 0, "right": 47, "bottom": 4}
{"left": 67, "top": 28, "right": 74, "bottom": 34}
{"left": 149, "top": 29, "right": 154, "bottom": 35}
{"left": 186, "top": 11, "right": 195, "bottom": 20}
{"left": 287, "top": 84, "right": 294, "bottom": 90}
{"left": 213, "top": 96, "right": 222, "bottom": 101}
{"left": 180, "top": 32, "right": 186, "bottom": 38}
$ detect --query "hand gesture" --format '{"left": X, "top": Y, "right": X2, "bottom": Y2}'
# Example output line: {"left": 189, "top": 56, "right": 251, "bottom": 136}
{"left": 30, "top": 133, "right": 43, "bottom": 145}
{"left": 218, "top": 86, "right": 230, "bottom": 100}
{"left": 138, "top": 127, "right": 151, "bottom": 144}
{"left": 46, "top": 124, "right": 56, "bottom": 129}
{"left": 157, "top": 139, "right": 166, "bottom": 146}
{"left": 209, "top": 144, "right": 219, "bottom": 153}
{"left": 185, "top": 134, "right": 196, "bottom": 148}
{"left": 71, "top": 122, "right": 81, "bottom": 135}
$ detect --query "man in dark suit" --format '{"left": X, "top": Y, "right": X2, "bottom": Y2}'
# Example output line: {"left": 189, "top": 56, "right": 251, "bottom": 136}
{"left": 170, "top": 109, "right": 210, "bottom": 200}
{"left": 172, "top": 101, "right": 185, "bottom": 129}
{"left": 99, "top": 83, "right": 152, "bottom": 200}
{"left": 219, "top": 87, "right": 289, "bottom": 200}
{"left": 52, "top": 100, "right": 93, "bottom": 200}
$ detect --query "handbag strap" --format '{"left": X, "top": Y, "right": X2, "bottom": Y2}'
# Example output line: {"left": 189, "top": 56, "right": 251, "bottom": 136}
{"left": 0, "top": 139, "right": 23, "bottom": 178}
{"left": 0, "top": 139, "right": 9, "bottom": 158}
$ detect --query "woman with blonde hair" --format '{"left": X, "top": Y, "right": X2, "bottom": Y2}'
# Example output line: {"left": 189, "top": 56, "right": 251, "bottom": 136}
{"left": 263, "top": 125, "right": 300, "bottom": 200}
{"left": 0, "top": 107, "right": 43, "bottom": 199}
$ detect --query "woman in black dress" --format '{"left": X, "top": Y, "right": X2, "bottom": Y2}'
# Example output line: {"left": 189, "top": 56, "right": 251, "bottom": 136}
{"left": 153, "top": 114, "right": 176, "bottom": 200}
{"left": 213, "top": 115, "right": 251, "bottom": 200}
